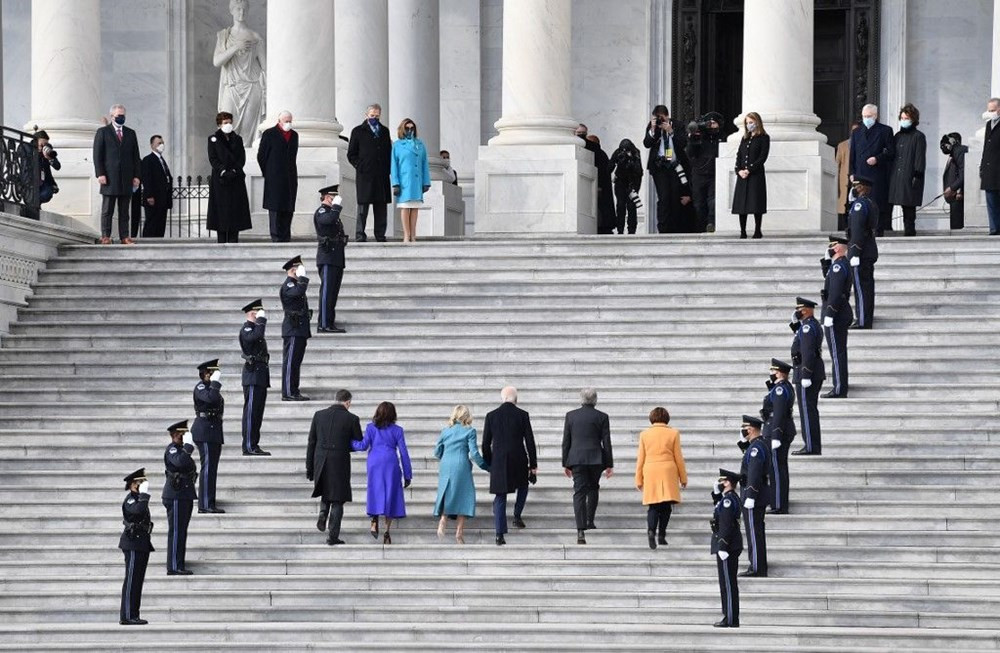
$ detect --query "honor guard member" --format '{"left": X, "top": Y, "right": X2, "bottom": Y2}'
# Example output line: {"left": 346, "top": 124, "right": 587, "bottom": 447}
{"left": 119, "top": 468, "right": 153, "bottom": 625}
{"left": 821, "top": 236, "right": 853, "bottom": 398}
{"left": 240, "top": 298, "right": 271, "bottom": 455}
{"left": 193, "top": 359, "right": 226, "bottom": 513}
{"left": 789, "top": 297, "right": 825, "bottom": 456}
{"left": 846, "top": 174, "right": 879, "bottom": 329}
{"left": 314, "top": 185, "right": 348, "bottom": 334}
{"left": 761, "top": 358, "right": 795, "bottom": 514}
{"left": 738, "top": 415, "right": 769, "bottom": 577}
{"left": 280, "top": 255, "right": 312, "bottom": 401}
{"left": 162, "top": 420, "right": 197, "bottom": 575}
{"left": 711, "top": 468, "right": 743, "bottom": 628}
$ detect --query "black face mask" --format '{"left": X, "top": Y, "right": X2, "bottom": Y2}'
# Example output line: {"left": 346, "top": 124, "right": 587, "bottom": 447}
{"left": 740, "top": 427, "right": 750, "bottom": 438}
{"left": 941, "top": 143, "right": 953, "bottom": 155}
{"left": 793, "top": 309, "right": 803, "bottom": 321}
{"left": 827, "top": 248, "right": 836, "bottom": 259}
{"left": 769, "top": 373, "right": 778, "bottom": 383}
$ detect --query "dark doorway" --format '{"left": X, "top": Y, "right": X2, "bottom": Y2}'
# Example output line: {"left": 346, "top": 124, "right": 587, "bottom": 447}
{"left": 671, "top": 0, "right": 880, "bottom": 145}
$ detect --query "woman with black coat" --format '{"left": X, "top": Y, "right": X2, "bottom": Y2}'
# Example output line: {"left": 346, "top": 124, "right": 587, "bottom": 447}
{"left": 887, "top": 103, "right": 927, "bottom": 236}
{"left": 207, "top": 111, "right": 252, "bottom": 243}
{"left": 609, "top": 139, "right": 644, "bottom": 234}
{"left": 731, "top": 112, "right": 770, "bottom": 239}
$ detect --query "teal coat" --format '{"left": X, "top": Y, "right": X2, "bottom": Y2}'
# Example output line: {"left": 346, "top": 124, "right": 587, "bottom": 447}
{"left": 433, "top": 424, "right": 488, "bottom": 517}
{"left": 390, "top": 136, "right": 431, "bottom": 203}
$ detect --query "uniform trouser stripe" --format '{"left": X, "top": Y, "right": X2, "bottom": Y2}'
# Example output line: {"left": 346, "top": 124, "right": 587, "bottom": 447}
{"left": 320, "top": 266, "right": 328, "bottom": 328}
{"left": 748, "top": 508, "right": 758, "bottom": 570}
{"left": 199, "top": 442, "right": 211, "bottom": 510}
{"left": 125, "top": 551, "right": 134, "bottom": 619}
{"left": 172, "top": 499, "right": 179, "bottom": 571}
{"left": 853, "top": 267, "right": 866, "bottom": 325}
{"left": 722, "top": 558, "right": 734, "bottom": 622}
{"left": 284, "top": 338, "right": 294, "bottom": 396}
{"left": 827, "top": 327, "right": 842, "bottom": 394}
{"left": 800, "top": 384, "right": 813, "bottom": 451}
{"left": 771, "top": 449, "right": 782, "bottom": 510}
{"left": 244, "top": 386, "right": 253, "bottom": 451}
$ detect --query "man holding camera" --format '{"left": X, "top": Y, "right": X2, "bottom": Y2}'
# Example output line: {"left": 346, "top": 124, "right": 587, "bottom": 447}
{"left": 685, "top": 112, "right": 723, "bottom": 232}
{"left": 32, "top": 130, "right": 61, "bottom": 205}
{"left": 643, "top": 105, "right": 693, "bottom": 234}
{"left": 93, "top": 104, "right": 141, "bottom": 245}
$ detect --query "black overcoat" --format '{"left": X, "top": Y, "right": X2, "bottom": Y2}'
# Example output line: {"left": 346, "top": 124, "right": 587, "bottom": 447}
{"left": 256, "top": 126, "right": 299, "bottom": 212}
{"left": 207, "top": 130, "right": 252, "bottom": 232}
{"left": 887, "top": 128, "right": 926, "bottom": 207}
{"left": 849, "top": 122, "right": 895, "bottom": 206}
{"left": 347, "top": 121, "right": 393, "bottom": 204}
{"left": 981, "top": 121, "right": 1000, "bottom": 191}
{"left": 306, "top": 404, "right": 363, "bottom": 502}
{"left": 731, "top": 134, "right": 769, "bottom": 215}
{"left": 482, "top": 402, "right": 537, "bottom": 495}
{"left": 93, "top": 124, "right": 141, "bottom": 196}
{"left": 140, "top": 153, "right": 173, "bottom": 209}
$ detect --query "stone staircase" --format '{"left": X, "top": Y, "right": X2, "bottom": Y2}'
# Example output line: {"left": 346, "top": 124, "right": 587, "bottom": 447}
{"left": 0, "top": 234, "right": 998, "bottom": 651}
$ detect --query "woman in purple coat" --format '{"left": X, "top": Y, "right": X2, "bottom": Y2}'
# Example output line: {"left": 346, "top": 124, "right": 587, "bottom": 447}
{"left": 354, "top": 401, "right": 412, "bottom": 544}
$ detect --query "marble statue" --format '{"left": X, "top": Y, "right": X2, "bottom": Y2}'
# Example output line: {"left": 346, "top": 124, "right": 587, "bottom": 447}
{"left": 213, "top": 0, "right": 266, "bottom": 146}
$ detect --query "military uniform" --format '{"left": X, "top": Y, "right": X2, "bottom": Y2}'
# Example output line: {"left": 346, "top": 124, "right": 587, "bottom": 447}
{"left": 790, "top": 297, "right": 825, "bottom": 455}
{"left": 162, "top": 420, "right": 197, "bottom": 574}
{"left": 739, "top": 416, "right": 769, "bottom": 577}
{"left": 846, "top": 181, "right": 879, "bottom": 328}
{"left": 192, "top": 359, "right": 225, "bottom": 512}
{"left": 280, "top": 255, "right": 311, "bottom": 400}
{"left": 119, "top": 468, "right": 153, "bottom": 625}
{"left": 761, "top": 358, "right": 795, "bottom": 513}
{"left": 711, "top": 468, "right": 743, "bottom": 628}
{"left": 314, "top": 186, "right": 348, "bottom": 333}
{"left": 239, "top": 298, "right": 270, "bottom": 455}
{"left": 821, "top": 237, "right": 853, "bottom": 398}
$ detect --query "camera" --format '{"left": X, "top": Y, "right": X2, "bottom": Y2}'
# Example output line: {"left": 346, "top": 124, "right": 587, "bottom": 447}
{"left": 42, "top": 144, "right": 58, "bottom": 159}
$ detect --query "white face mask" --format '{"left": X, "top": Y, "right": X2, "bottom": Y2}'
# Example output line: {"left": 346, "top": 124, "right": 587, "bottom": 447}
{"left": 138, "top": 481, "right": 149, "bottom": 494}
{"left": 281, "top": 121, "right": 293, "bottom": 132}
{"left": 984, "top": 111, "right": 999, "bottom": 122}
{"left": 221, "top": 123, "right": 234, "bottom": 134}
{"left": 746, "top": 122, "right": 756, "bottom": 132}
{"left": 155, "top": 143, "right": 165, "bottom": 154}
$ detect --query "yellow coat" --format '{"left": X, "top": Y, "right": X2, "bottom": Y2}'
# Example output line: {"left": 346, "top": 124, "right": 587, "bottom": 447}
{"left": 634, "top": 423, "right": 688, "bottom": 505}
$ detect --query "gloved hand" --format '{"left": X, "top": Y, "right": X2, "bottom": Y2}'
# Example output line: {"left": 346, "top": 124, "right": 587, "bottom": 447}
{"left": 850, "top": 256, "right": 860, "bottom": 267}
{"left": 718, "top": 551, "right": 730, "bottom": 561}
{"left": 422, "top": 185, "right": 430, "bottom": 193}
{"left": 743, "top": 497, "right": 756, "bottom": 510}
{"left": 138, "top": 481, "right": 149, "bottom": 495}
{"left": 788, "top": 321, "right": 801, "bottom": 333}
{"left": 771, "top": 439, "right": 782, "bottom": 449}
{"left": 823, "top": 316, "right": 834, "bottom": 328}
{"left": 332, "top": 195, "right": 343, "bottom": 207}
{"left": 802, "top": 379, "right": 812, "bottom": 389}
{"left": 256, "top": 309, "right": 266, "bottom": 320}
{"left": 210, "top": 370, "right": 222, "bottom": 383}
{"left": 820, "top": 258, "right": 831, "bottom": 275}
{"left": 297, "top": 264, "right": 308, "bottom": 278}
{"left": 713, "top": 482, "right": 723, "bottom": 494}
{"left": 183, "top": 430, "right": 193, "bottom": 447}
{"left": 393, "top": 185, "right": 401, "bottom": 197}
{"left": 404, "top": 478, "right": 411, "bottom": 489}
{"left": 183, "top": 443, "right": 194, "bottom": 454}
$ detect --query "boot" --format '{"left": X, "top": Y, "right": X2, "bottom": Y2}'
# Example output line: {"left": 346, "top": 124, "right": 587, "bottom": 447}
{"left": 647, "top": 529, "right": 657, "bottom": 550}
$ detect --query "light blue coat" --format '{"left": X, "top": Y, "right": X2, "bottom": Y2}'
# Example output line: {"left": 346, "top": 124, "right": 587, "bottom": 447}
{"left": 390, "top": 136, "right": 431, "bottom": 203}
{"left": 433, "top": 424, "right": 488, "bottom": 518}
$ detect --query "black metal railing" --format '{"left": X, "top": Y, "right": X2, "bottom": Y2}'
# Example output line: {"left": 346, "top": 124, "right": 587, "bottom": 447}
{"left": 168, "top": 175, "right": 211, "bottom": 238}
{"left": 0, "top": 126, "right": 41, "bottom": 220}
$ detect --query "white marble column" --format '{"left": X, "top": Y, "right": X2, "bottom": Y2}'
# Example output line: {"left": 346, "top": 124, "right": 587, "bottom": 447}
{"left": 335, "top": 0, "right": 389, "bottom": 127}
{"left": 25, "top": 0, "right": 103, "bottom": 230}
{"left": 965, "top": 0, "right": 1000, "bottom": 229}
{"left": 475, "top": 0, "right": 597, "bottom": 234}
{"left": 715, "top": 0, "right": 836, "bottom": 233}
{"left": 388, "top": 0, "right": 463, "bottom": 236}
{"left": 254, "top": 0, "right": 346, "bottom": 238}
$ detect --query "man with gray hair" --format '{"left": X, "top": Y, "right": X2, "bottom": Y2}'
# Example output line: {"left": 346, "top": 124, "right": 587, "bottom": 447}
{"left": 93, "top": 104, "right": 141, "bottom": 244}
{"left": 980, "top": 97, "right": 1000, "bottom": 235}
{"left": 347, "top": 103, "right": 393, "bottom": 242}
{"left": 562, "top": 388, "right": 614, "bottom": 544}
{"left": 483, "top": 386, "right": 537, "bottom": 545}
{"left": 849, "top": 103, "right": 895, "bottom": 235}
{"left": 257, "top": 110, "right": 299, "bottom": 242}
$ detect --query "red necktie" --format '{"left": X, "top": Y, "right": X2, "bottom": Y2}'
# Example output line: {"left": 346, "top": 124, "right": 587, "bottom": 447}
{"left": 116, "top": 128, "right": 122, "bottom": 143}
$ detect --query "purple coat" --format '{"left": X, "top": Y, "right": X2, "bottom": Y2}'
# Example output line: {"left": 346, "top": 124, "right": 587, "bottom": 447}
{"left": 353, "top": 423, "right": 412, "bottom": 518}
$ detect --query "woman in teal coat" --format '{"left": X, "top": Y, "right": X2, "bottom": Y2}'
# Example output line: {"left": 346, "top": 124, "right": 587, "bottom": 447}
{"left": 390, "top": 118, "right": 431, "bottom": 243}
{"left": 433, "top": 405, "right": 488, "bottom": 543}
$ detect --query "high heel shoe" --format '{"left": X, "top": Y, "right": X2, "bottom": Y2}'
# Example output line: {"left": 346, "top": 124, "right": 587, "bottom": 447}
{"left": 370, "top": 518, "right": 379, "bottom": 540}
{"left": 455, "top": 532, "right": 465, "bottom": 545}
{"left": 739, "top": 232, "right": 748, "bottom": 239}
{"left": 383, "top": 532, "right": 392, "bottom": 545}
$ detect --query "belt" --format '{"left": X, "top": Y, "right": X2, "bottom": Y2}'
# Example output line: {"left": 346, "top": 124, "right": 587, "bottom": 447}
{"left": 197, "top": 412, "right": 222, "bottom": 419}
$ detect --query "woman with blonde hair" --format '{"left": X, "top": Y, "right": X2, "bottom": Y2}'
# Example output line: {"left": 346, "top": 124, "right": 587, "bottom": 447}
{"left": 635, "top": 406, "right": 688, "bottom": 549}
{"left": 731, "top": 111, "right": 770, "bottom": 239}
{"left": 433, "top": 405, "right": 489, "bottom": 543}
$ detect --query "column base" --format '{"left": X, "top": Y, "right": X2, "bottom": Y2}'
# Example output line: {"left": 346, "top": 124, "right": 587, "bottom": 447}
{"left": 474, "top": 144, "right": 597, "bottom": 234}
{"left": 714, "top": 140, "right": 837, "bottom": 234}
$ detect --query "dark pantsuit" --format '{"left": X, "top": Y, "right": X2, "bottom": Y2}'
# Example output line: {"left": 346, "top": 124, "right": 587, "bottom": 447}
{"left": 876, "top": 200, "right": 892, "bottom": 234}
{"left": 650, "top": 169, "right": 681, "bottom": 233}
{"left": 824, "top": 321, "right": 850, "bottom": 396}
{"left": 492, "top": 486, "right": 529, "bottom": 536}
{"left": 162, "top": 498, "right": 193, "bottom": 572}
{"left": 851, "top": 259, "right": 876, "bottom": 328}
{"left": 318, "top": 265, "right": 344, "bottom": 329}
{"left": 571, "top": 464, "right": 603, "bottom": 530}
{"left": 796, "top": 380, "right": 822, "bottom": 454}
{"left": 242, "top": 385, "right": 267, "bottom": 453}
{"left": 320, "top": 500, "right": 345, "bottom": 540}
{"left": 142, "top": 205, "right": 168, "bottom": 238}
{"left": 743, "top": 504, "right": 767, "bottom": 575}
{"left": 691, "top": 175, "right": 715, "bottom": 230}
{"left": 356, "top": 203, "right": 388, "bottom": 241}
{"left": 196, "top": 441, "right": 222, "bottom": 510}
{"left": 120, "top": 549, "right": 149, "bottom": 622}
{"left": 716, "top": 553, "right": 740, "bottom": 626}
{"left": 101, "top": 195, "right": 131, "bottom": 240}
{"left": 646, "top": 501, "right": 673, "bottom": 536}
{"left": 269, "top": 210, "right": 293, "bottom": 242}
{"left": 613, "top": 182, "right": 637, "bottom": 234}
{"left": 282, "top": 336, "right": 307, "bottom": 397}
{"left": 217, "top": 230, "right": 240, "bottom": 243}
{"left": 770, "top": 444, "right": 790, "bottom": 512}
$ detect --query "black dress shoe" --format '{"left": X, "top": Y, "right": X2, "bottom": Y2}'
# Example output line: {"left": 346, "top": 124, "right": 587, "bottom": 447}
{"left": 318, "top": 326, "right": 346, "bottom": 333}
{"left": 495, "top": 535, "right": 506, "bottom": 546}
{"left": 355, "top": 234, "right": 367, "bottom": 243}
{"left": 513, "top": 517, "right": 526, "bottom": 529}
{"left": 291, "top": 394, "right": 310, "bottom": 401}
{"left": 657, "top": 535, "right": 668, "bottom": 546}
{"left": 586, "top": 521, "right": 596, "bottom": 530}
{"left": 713, "top": 619, "right": 731, "bottom": 628}
{"left": 576, "top": 530, "right": 586, "bottom": 545}
{"left": 647, "top": 530, "right": 657, "bottom": 550}
{"left": 207, "top": 507, "right": 225, "bottom": 514}
{"left": 281, "top": 395, "right": 295, "bottom": 402}
{"left": 791, "top": 448, "right": 816, "bottom": 456}
{"left": 326, "top": 538, "right": 346, "bottom": 545}
{"left": 822, "top": 391, "right": 847, "bottom": 399}
{"left": 767, "top": 509, "right": 788, "bottom": 515}
{"left": 120, "top": 618, "right": 148, "bottom": 626}
{"left": 167, "top": 569, "right": 193, "bottom": 576}
{"left": 375, "top": 237, "right": 387, "bottom": 242}
{"left": 738, "top": 570, "right": 767, "bottom": 577}
{"left": 252, "top": 448, "right": 271, "bottom": 456}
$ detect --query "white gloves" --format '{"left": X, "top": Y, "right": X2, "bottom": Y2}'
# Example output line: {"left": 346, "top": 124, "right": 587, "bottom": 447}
{"left": 183, "top": 430, "right": 193, "bottom": 447}
{"left": 713, "top": 482, "right": 723, "bottom": 494}
{"left": 332, "top": 195, "right": 343, "bottom": 207}
{"left": 138, "top": 481, "right": 149, "bottom": 495}
{"left": 256, "top": 309, "right": 266, "bottom": 320}
{"left": 850, "top": 256, "right": 860, "bottom": 267}
{"left": 743, "top": 498, "right": 756, "bottom": 510}
{"left": 802, "top": 379, "right": 812, "bottom": 389}
{"left": 718, "top": 551, "right": 729, "bottom": 561}
{"left": 297, "top": 264, "right": 308, "bottom": 278}
{"left": 823, "top": 316, "right": 834, "bottom": 328}
{"left": 771, "top": 439, "right": 782, "bottom": 449}
{"left": 823, "top": 249, "right": 831, "bottom": 260}
{"left": 210, "top": 370, "right": 222, "bottom": 383}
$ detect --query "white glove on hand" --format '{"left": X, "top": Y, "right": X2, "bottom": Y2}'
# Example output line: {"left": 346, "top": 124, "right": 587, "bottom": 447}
{"left": 718, "top": 551, "right": 730, "bottom": 561}
{"left": 183, "top": 430, "right": 193, "bottom": 447}
{"left": 772, "top": 439, "right": 782, "bottom": 449}
{"left": 332, "top": 195, "right": 343, "bottom": 207}
{"left": 256, "top": 309, "right": 266, "bottom": 320}
{"left": 801, "top": 379, "right": 812, "bottom": 389}
{"left": 823, "top": 316, "right": 834, "bottom": 328}
{"left": 297, "top": 264, "right": 308, "bottom": 278}
{"left": 210, "top": 370, "right": 222, "bottom": 383}
{"left": 138, "top": 481, "right": 149, "bottom": 495}
{"left": 713, "top": 482, "right": 724, "bottom": 494}
{"left": 823, "top": 249, "right": 831, "bottom": 260}
{"left": 743, "top": 498, "right": 756, "bottom": 510}
{"left": 850, "top": 256, "right": 860, "bottom": 267}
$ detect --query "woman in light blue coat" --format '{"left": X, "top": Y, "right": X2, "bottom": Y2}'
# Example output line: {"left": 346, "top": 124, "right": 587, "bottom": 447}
{"left": 390, "top": 118, "right": 431, "bottom": 243}
{"left": 433, "top": 405, "right": 488, "bottom": 544}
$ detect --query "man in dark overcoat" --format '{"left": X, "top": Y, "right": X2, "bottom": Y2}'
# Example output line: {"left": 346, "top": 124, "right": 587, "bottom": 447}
{"left": 257, "top": 110, "right": 299, "bottom": 242}
{"left": 139, "top": 135, "right": 173, "bottom": 238}
{"left": 980, "top": 97, "right": 1000, "bottom": 235}
{"left": 347, "top": 103, "right": 393, "bottom": 242}
{"left": 849, "top": 104, "right": 895, "bottom": 235}
{"left": 306, "top": 389, "right": 363, "bottom": 545}
{"left": 93, "top": 104, "right": 141, "bottom": 244}
{"left": 482, "top": 386, "right": 537, "bottom": 546}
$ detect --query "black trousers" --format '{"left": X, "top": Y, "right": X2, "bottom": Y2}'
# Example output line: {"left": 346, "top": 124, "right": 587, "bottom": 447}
{"left": 716, "top": 553, "right": 740, "bottom": 626}
{"left": 949, "top": 200, "right": 964, "bottom": 229}
{"left": 163, "top": 497, "right": 193, "bottom": 572}
{"left": 269, "top": 210, "right": 293, "bottom": 242}
{"left": 769, "top": 441, "right": 790, "bottom": 512}
{"left": 217, "top": 230, "right": 240, "bottom": 243}
{"left": 851, "top": 259, "right": 876, "bottom": 328}
{"left": 824, "top": 317, "right": 850, "bottom": 396}
{"left": 646, "top": 501, "right": 673, "bottom": 535}
{"left": 318, "top": 265, "right": 345, "bottom": 329}
{"left": 142, "top": 204, "right": 168, "bottom": 238}
{"left": 357, "top": 203, "right": 388, "bottom": 241}
{"left": 120, "top": 549, "right": 149, "bottom": 622}
{"left": 196, "top": 441, "right": 222, "bottom": 510}
{"left": 795, "top": 379, "right": 822, "bottom": 454}
{"left": 571, "top": 464, "right": 603, "bottom": 530}
{"left": 242, "top": 384, "right": 267, "bottom": 452}
{"left": 690, "top": 174, "right": 715, "bottom": 230}
{"left": 320, "top": 500, "right": 345, "bottom": 539}
{"left": 282, "top": 336, "right": 308, "bottom": 397}
{"left": 889, "top": 204, "right": 917, "bottom": 235}
{"left": 129, "top": 192, "right": 142, "bottom": 238}
{"left": 743, "top": 503, "right": 767, "bottom": 574}
{"left": 876, "top": 200, "right": 892, "bottom": 234}
{"left": 101, "top": 195, "right": 131, "bottom": 240}
{"left": 613, "top": 182, "right": 637, "bottom": 234}
{"left": 650, "top": 167, "right": 683, "bottom": 233}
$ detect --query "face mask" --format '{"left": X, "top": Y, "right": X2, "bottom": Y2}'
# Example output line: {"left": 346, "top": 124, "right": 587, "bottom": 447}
{"left": 740, "top": 427, "right": 749, "bottom": 439}
{"left": 793, "top": 309, "right": 803, "bottom": 321}
{"left": 405, "top": 128, "right": 414, "bottom": 137}
{"left": 442, "top": 159, "right": 450, "bottom": 167}
{"left": 221, "top": 123, "right": 234, "bottom": 134}
{"left": 983, "top": 111, "right": 998, "bottom": 122}
{"left": 862, "top": 117, "right": 876, "bottom": 129}
{"left": 899, "top": 119, "right": 912, "bottom": 129}
{"left": 138, "top": 481, "right": 149, "bottom": 494}
{"left": 745, "top": 122, "right": 756, "bottom": 132}
{"left": 281, "top": 122, "right": 292, "bottom": 132}
{"left": 769, "top": 372, "right": 778, "bottom": 383}
{"left": 941, "top": 143, "right": 952, "bottom": 155}
{"left": 827, "top": 248, "right": 836, "bottom": 259}
{"left": 368, "top": 117, "right": 379, "bottom": 126}
{"left": 155, "top": 144, "right": 165, "bottom": 154}
{"left": 114, "top": 115, "right": 126, "bottom": 126}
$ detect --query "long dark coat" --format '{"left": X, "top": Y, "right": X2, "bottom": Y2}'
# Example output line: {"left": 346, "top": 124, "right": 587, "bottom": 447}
{"left": 849, "top": 122, "right": 895, "bottom": 206}
{"left": 306, "top": 404, "right": 363, "bottom": 502}
{"left": 887, "top": 128, "right": 926, "bottom": 207}
{"left": 482, "top": 402, "right": 537, "bottom": 495}
{"left": 981, "top": 121, "right": 1000, "bottom": 191}
{"left": 731, "top": 133, "right": 769, "bottom": 215}
{"left": 93, "top": 124, "right": 141, "bottom": 196}
{"left": 207, "top": 130, "right": 252, "bottom": 232}
{"left": 256, "top": 126, "right": 299, "bottom": 212}
{"left": 348, "top": 121, "right": 393, "bottom": 204}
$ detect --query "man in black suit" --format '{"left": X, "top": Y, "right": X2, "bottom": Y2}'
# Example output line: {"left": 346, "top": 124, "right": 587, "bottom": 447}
{"left": 561, "top": 388, "right": 613, "bottom": 545}
{"left": 140, "top": 135, "right": 173, "bottom": 238}
{"left": 483, "top": 386, "right": 537, "bottom": 546}
{"left": 848, "top": 104, "right": 895, "bottom": 235}
{"left": 642, "top": 104, "right": 693, "bottom": 234}
{"left": 980, "top": 97, "right": 1000, "bottom": 235}
{"left": 93, "top": 104, "right": 141, "bottom": 244}
{"left": 257, "top": 110, "right": 299, "bottom": 242}
{"left": 306, "top": 389, "right": 363, "bottom": 545}
{"left": 347, "top": 104, "right": 393, "bottom": 242}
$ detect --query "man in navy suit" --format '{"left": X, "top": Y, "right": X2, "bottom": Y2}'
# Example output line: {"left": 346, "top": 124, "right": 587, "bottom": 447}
{"left": 848, "top": 104, "right": 895, "bottom": 235}
{"left": 93, "top": 104, "right": 141, "bottom": 244}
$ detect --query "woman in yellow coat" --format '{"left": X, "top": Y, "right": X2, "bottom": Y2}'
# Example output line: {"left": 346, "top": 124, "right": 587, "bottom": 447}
{"left": 635, "top": 407, "right": 688, "bottom": 549}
